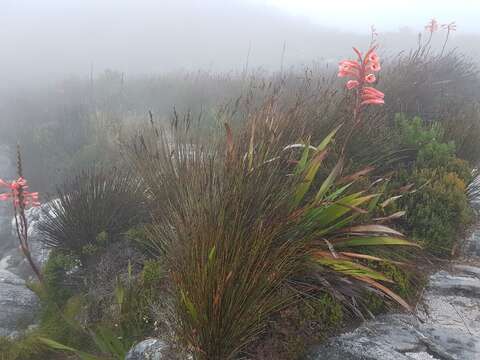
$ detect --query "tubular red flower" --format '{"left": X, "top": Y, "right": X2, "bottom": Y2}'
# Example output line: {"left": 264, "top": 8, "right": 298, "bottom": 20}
{"left": 442, "top": 22, "right": 456, "bottom": 32}
{"left": 425, "top": 18, "right": 439, "bottom": 33}
{"left": 0, "top": 177, "right": 40, "bottom": 208}
{"left": 369, "top": 62, "right": 381, "bottom": 72}
{"left": 365, "top": 74, "right": 376, "bottom": 83}
{"left": 361, "top": 98, "right": 385, "bottom": 106}
{"left": 338, "top": 69, "right": 360, "bottom": 78}
{"left": 362, "top": 86, "right": 384, "bottom": 97}
{"left": 361, "top": 86, "right": 385, "bottom": 107}
{"left": 339, "top": 45, "right": 384, "bottom": 109}
{"left": 339, "top": 60, "right": 361, "bottom": 69}
{"left": 338, "top": 60, "right": 361, "bottom": 78}
{"left": 346, "top": 80, "right": 360, "bottom": 89}
{"left": 368, "top": 52, "right": 379, "bottom": 64}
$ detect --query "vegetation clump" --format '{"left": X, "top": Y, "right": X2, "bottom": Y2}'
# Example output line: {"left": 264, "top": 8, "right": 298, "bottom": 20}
{"left": 1, "top": 25, "right": 480, "bottom": 360}
{"left": 38, "top": 167, "right": 147, "bottom": 262}
{"left": 389, "top": 114, "right": 474, "bottom": 257}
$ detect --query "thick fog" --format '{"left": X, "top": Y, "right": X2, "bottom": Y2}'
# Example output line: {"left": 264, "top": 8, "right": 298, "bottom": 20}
{"left": 2, "top": 0, "right": 480, "bottom": 91}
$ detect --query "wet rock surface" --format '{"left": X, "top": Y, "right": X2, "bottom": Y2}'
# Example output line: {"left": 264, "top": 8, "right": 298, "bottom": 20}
{"left": 0, "top": 269, "right": 39, "bottom": 338}
{"left": 309, "top": 229, "right": 480, "bottom": 360}
{"left": 125, "top": 338, "right": 170, "bottom": 360}
{"left": 0, "top": 151, "right": 47, "bottom": 338}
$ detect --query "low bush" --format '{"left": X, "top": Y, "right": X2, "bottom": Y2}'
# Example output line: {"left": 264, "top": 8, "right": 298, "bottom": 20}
{"left": 388, "top": 114, "right": 474, "bottom": 257}
{"left": 42, "top": 251, "right": 80, "bottom": 306}
{"left": 247, "top": 293, "right": 344, "bottom": 360}
{"left": 0, "top": 335, "right": 51, "bottom": 360}
{"left": 38, "top": 167, "right": 147, "bottom": 262}
{"left": 402, "top": 169, "right": 473, "bottom": 257}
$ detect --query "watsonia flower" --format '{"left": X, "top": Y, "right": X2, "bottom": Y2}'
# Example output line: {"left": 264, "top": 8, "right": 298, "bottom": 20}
{"left": 338, "top": 46, "right": 384, "bottom": 107}
{"left": 337, "top": 45, "right": 385, "bottom": 155}
{"left": 0, "top": 177, "right": 40, "bottom": 208}
{"left": 425, "top": 18, "right": 439, "bottom": 33}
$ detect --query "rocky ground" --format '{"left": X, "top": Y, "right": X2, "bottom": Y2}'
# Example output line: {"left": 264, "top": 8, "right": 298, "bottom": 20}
{"left": 0, "top": 204, "right": 47, "bottom": 338}
{"left": 0, "top": 150, "right": 45, "bottom": 339}
{"left": 308, "top": 226, "right": 480, "bottom": 360}
{"left": 2, "top": 207, "right": 480, "bottom": 359}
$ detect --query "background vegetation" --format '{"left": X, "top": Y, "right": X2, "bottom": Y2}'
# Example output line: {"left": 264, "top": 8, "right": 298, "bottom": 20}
{"left": 1, "top": 36, "right": 480, "bottom": 359}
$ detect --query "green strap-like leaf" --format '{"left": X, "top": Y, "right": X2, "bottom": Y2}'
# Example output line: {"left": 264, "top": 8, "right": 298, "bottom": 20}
{"left": 333, "top": 236, "right": 421, "bottom": 248}
{"left": 315, "top": 124, "right": 343, "bottom": 152}
{"left": 315, "top": 258, "right": 393, "bottom": 282}
{"left": 325, "top": 182, "right": 353, "bottom": 201}
{"left": 181, "top": 289, "right": 198, "bottom": 322}
{"left": 337, "top": 225, "right": 404, "bottom": 237}
{"left": 292, "top": 149, "right": 328, "bottom": 209}
{"left": 354, "top": 276, "right": 412, "bottom": 311}
{"left": 316, "top": 214, "right": 358, "bottom": 236}
{"left": 208, "top": 245, "right": 216, "bottom": 264}
{"left": 310, "top": 193, "right": 375, "bottom": 226}
{"left": 315, "top": 158, "right": 344, "bottom": 202}
{"left": 293, "top": 138, "right": 312, "bottom": 177}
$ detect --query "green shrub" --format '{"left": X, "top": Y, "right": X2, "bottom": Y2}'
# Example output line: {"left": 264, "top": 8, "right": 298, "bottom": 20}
{"left": 394, "top": 114, "right": 473, "bottom": 257}
{"left": 86, "top": 258, "right": 165, "bottom": 348}
{"left": 403, "top": 169, "right": 473, "bottom": 257}
{"left": 0, "top": 335, "right": 51, "bottom": 360}
{"left": 395, "top": 113, "right": 455, "bottom": 168}
{"left": 38, "top": 167, "right": 147, "bottom": 262}
{"left": 110, "top": 273, "right": 156, "bottom": 343}
{"left": 389, "top": 114, "right": 474, "bottom": 257}
{"left": 141, "top": 260, "right": 164, "bottom": 288}
{"left": 246, "top": 293, "right": 344, "bottom": 359}
{"left": 42, "top": 251, "right": 80, "bottom": 306}
{"left": 364, "top": 261, "right": 420, "bottom": 314}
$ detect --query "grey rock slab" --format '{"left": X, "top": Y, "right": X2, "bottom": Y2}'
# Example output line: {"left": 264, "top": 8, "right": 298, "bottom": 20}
{"left": 125, "top": 338, "right": 170, "bottom": 360}
{"left": 452, "top": 264, "right": 480, "bottom": 278}
{"left": 0, "top": 269, "right": 38, "bottom": 338}
{"left": 428, "top": 271, "right": 480, "bottom": 297}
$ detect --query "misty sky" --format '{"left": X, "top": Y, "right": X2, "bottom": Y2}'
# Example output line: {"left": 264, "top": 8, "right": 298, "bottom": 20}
{"left": 1, "top": 0, "right": 478, "bottom": 88}
{"left": 252, "top": 0, "right": 480, "bottom": 32}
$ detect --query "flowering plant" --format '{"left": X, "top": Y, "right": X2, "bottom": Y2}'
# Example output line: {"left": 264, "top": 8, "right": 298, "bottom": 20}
{"left": 0, "top": 148, "right": 42, "bottom": 281}
{"left": 422, "top": 18, "right": 457, "bottom": 55}
{"left": 338, "top": 46, "right": 384, "bottom": 107}
{"left": 441, "top": 21, "right": 456, "bottom": 55}
{"left": 0, "top": 177, "right": 40, "bottom": 208}
{"left": 425, "top": 18, "right": 439, "bottom": 34}
{"left": 338, "top": 45, "right": 384, "bottom": 152}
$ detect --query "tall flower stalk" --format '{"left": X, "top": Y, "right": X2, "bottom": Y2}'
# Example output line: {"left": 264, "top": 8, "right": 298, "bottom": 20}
{"left": 424, "top": 18, "right": 439, "bottom": 47}
{"left": 0, "top": 146, "right": 42, "bottom": 282}
{"left": 441, "top": 21, "right": 456, "bottom": 56}
{"left": 338, "top": 46, "right": 384, "bottom": 153}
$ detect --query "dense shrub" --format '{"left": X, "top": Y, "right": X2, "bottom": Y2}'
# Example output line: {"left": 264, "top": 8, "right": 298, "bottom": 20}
{"left": 38, "top": 167, "right": 147, "bottom": 262}
{"left": 389, "top": 114, "right": 474, "bottom": 257}
{"left": 247, "top": 293, "right": 344, "bottom": 359}
{"left": 0, "top": 336, "right": 44, "bottom": 360}
{"left": 402, "top": 169, "right": 473, "bottom": 257}
{"left": 88, "top": 247, "right": 164, "bottom": 345}
{"left": 394, "top": 114, "right": 455, "bottom": 168}
{"left": 8, "top": 182, "right": 158, "bottom": 359}
{"left": 129, "top": 94, "right": 420, "bottom": 359}
{"left": 15, "top": 248, "right": 163, "bottom": 359}
{"left": 41, "top": 251, "right": 80, "bottom": 306}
